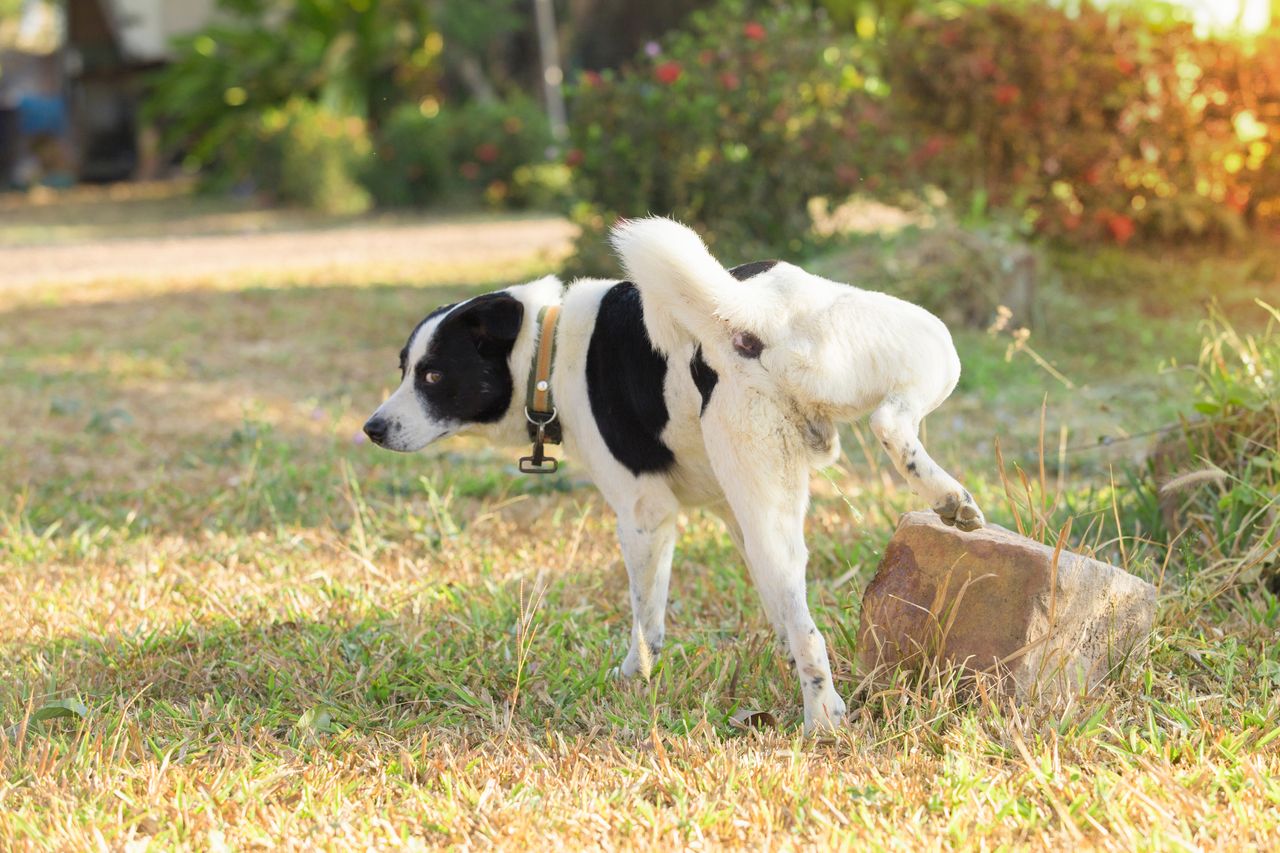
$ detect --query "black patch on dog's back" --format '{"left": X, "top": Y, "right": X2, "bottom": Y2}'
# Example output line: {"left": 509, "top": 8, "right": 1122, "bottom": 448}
{"left": 414, "top": 293, "right": 523, "bottom": 425}
{"left": 729, "top": 260, "right": 778, "bottom": 281}
{"left": 689, "top": 346, "right": 718, "bottom": 415}
{"left": 587, "top": 282, "right": 675, "bottom": 475}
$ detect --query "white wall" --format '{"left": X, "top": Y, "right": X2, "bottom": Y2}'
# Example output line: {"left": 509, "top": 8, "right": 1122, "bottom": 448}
{"left": 111, "top": 0, "right": 218, "bottom": 62}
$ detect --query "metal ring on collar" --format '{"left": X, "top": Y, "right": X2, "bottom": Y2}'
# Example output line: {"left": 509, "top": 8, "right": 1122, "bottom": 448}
{"left": 525, "top": 406, "right": 558, "bottom": 425}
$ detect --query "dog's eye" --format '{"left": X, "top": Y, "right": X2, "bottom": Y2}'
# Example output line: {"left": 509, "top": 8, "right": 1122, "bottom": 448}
{"left": 423, "top": 370, "right": 443, "bottom": 385}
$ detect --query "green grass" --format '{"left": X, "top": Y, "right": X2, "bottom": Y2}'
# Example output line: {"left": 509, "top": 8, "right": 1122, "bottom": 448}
{"left": 2, "top": 209, "right": 1280, "bottom": 848}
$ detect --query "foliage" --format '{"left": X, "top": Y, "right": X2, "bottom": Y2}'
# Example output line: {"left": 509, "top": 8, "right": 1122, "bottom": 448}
{"left": 252, "top": 99, "right": 373, "bottom": 215}
{"left": 361, "top": 104, "right": 451, "bottom": 208}
{"left": 147, "top": 0, "right": 436, "bottom": 174}
{"left": 441, "top": 96, "right": 555, "bottom": 208}
{"left": 1148, "top": 302, "right": 1280, "bottom": 579}
{"left": 881, "top": 3, "right": 1280, "bottom": 243}
{"left": 563, "top": 0, "right": 888, "bottom": 273}
{"left": 363, "top": 96, "right": 555, "bottom": 209}
{"left": 563, "top": 0, "right": 1280, "bottom": 264}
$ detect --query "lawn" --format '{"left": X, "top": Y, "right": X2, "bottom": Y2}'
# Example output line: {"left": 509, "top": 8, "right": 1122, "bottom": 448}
{"left": 2, "top": 200, "right": 1279, "bottom": 849}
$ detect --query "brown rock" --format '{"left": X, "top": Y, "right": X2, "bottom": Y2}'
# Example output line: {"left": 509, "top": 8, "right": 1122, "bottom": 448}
{"left": 858, "top": 511, "right": 1156, "bottom": 700}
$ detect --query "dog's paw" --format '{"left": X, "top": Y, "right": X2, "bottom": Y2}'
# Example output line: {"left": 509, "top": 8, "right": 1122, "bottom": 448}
{"left": 934, "top": 492, "right": 985, "bottom": 532}
{"left": 803, "top": 690, "right": 847, "bottom": 736}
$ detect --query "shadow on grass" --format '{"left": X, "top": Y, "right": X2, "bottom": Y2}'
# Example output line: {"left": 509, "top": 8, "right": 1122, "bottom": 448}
{"left": 0, "top": 569, "right": 812, "bottom": 743}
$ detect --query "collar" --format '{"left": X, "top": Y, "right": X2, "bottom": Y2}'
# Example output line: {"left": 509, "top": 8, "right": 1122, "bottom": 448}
{"left": 519, "top": 305, "right": 562, "bottom": 474}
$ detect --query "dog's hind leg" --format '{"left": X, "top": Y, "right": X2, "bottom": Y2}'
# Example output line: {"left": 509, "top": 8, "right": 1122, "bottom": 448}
{"left": 869, "top": 396, "right": 984, "bottom": 531}
{"left": 709, "top": 505, "right": 791, "bottom": 663}
{"left": 702, "top": 390, "right": 846, "bottom": 734}
{"left": 615, "top": 484, "right": 680, "bottom": 678}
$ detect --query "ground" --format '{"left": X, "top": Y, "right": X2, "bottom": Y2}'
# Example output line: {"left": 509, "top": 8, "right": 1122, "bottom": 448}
{"left": 2, "top": 186, "right": 1279, "bottom": 850}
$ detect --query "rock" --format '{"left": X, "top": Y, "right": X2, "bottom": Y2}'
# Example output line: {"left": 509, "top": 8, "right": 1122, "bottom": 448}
{"left": 857, "top": 511, "right": 1156, "bottom": 701}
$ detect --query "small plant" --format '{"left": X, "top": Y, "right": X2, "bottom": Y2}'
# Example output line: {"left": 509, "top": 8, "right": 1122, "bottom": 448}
{"left": 1149, "top": 301, "right": 1280, "bottom": 590}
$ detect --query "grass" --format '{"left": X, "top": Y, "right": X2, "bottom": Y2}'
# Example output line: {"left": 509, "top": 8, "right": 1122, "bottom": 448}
{"left": 2, "top": 199, "right": 1280, "bottom": 848}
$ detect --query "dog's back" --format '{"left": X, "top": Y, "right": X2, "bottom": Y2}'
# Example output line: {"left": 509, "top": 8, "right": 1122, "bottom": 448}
{"left": 611, "top": 217, "right": 961, "bottom": 421}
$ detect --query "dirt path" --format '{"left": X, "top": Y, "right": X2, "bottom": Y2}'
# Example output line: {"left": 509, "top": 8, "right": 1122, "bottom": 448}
{"left": 0, "top": 215, "right": 577, "bottom": 294}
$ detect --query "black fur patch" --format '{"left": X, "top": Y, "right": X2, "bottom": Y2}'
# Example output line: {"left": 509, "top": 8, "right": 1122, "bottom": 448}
{"left": 689, "top": 346, "right": 718, "bottom": 415}
{"left": 586, "top": 282, "right": 675, "bottom": 475}
{"left": 728, "top": 260, "right": 778, "bottom": 281}
{"left": 411, "top": 293, "right": 524, "bottom": 425}
{"left": 400, "top": 301, "right": 456, "bottom": 377}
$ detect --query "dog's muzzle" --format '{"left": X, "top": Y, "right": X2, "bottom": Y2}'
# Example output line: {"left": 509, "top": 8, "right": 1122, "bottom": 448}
{"left": 363, "top": 415, "right": 391, "bottom": 446}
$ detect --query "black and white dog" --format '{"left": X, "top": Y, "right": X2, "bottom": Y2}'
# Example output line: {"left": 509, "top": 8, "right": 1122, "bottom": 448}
{"left": 363, "top": 217, "right": 983, "bottom": 733}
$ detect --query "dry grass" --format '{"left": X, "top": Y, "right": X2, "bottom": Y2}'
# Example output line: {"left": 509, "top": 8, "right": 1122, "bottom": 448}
{"left": 2, "top": 205, "right": 1280, "bottom": 850}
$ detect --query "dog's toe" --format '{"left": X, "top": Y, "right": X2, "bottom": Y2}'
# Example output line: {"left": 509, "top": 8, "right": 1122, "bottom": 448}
{"left": 803, "top": 691, "right": 847, "bottom": 736}
{"left": 954, "top": 501, "right": 985, "bottom": 531}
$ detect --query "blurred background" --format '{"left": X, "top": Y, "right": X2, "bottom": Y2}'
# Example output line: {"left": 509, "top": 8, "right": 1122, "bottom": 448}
{"left": 0, "top": 0, "right": 1278, "bottom": 265}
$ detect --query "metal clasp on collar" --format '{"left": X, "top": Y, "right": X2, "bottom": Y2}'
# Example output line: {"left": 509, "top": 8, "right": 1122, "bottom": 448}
{"left": 519, "top": 406, "right": 559, "bottom": 474}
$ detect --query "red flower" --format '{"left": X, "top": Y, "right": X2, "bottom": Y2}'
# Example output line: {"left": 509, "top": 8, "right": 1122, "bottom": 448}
{"left": 1083, "top": 164, "right": 1104, "bottom": 186}
{"left": 719, "top": 72, "right": 741, "bottom": 91}
{"left": 743, "top": 21, "right": 766, "bottom": 41}
{"left": 580, "top": 70, "right": 603, "bottom": 89}
{"left": 565, "top": 148, "right": 584, "bottom": 168}
{"left": 475, "top": 143, "right": 500, "bottom": 164}
{"left": 1116, "top": 56, "right": 1136, "bottom": 75}
{"left": 459, "top": 162, "right": 480, "bottom": 180}
{"left": 994, "top": 84, "right": 1020, "bottom": 106}
{"left": 1104, "top": 212, "right": 1136, "bottom": 244}
{"left": 654, "top": 61, "right": 683, "bottom": 85}
{"left": 916, "top": 135, "right": 947, "bottom": 161}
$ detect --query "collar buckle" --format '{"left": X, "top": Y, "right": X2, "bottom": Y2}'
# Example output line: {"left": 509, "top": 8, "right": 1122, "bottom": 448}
{"left": 520, "top": 407, "right": 559, "bottom": 474}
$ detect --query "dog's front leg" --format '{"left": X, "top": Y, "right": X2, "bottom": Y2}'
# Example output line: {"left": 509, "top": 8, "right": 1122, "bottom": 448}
{"left": 703, "top": 392, "right": 846, "bottom": 734}
{"left": 615, "top": 487, "right": 680, "bottom": 678}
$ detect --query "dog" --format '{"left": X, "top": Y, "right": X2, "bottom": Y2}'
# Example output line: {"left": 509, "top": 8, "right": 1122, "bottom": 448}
{"left": 363, "top": 217, "right": 983, "bottom": 733}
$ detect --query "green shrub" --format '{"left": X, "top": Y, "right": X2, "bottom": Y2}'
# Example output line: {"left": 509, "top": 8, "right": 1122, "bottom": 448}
{"left": 444, "top": 96, "right": 554, "bottom": 207}
{"left": 563, "top": 0, "right": 891, "bottom": 273}
{"left": 253, "top": 99, "right": 373, "bottom": 215}
{"left": 362, "top": 95, "right": 553, "bottom": 209}
{"left": 363, "top": 104, "right": 451, "bottom": 208}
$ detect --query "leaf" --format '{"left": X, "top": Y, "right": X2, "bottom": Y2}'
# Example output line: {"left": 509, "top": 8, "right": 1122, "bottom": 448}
{"left": 32, "top": 699, "right": 88, "bottom": 722}
{"left": 295, "top": 707, "right": 333, "bottom": 734}
{"left": 729, "top": 707, "right": 778, "bottom": 730}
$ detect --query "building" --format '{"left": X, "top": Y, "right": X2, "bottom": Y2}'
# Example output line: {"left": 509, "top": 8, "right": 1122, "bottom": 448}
{"left": 1, "top": 0, "right": 217, "bottom": 185}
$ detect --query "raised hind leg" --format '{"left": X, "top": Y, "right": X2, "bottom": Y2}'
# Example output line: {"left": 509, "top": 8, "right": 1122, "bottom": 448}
{"left": 870, "top": 395, "right": 984, "bottom": 531}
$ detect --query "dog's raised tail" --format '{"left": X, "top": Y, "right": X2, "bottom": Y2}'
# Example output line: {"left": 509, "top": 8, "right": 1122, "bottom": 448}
{"left": 609, "top": 217, "right": 777, "bottom": 355}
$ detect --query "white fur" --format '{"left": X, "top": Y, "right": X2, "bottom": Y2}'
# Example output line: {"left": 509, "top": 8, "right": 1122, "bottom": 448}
{"left": 367, "top": 219, "right": 983, "bottom": 735}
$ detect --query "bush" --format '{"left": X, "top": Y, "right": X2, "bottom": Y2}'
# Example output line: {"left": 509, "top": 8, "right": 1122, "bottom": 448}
{"left": 882, "top": 4, "right": 1278, "bottom": 243}
{"left": 563, "top": 0, "right": 1280, "bottom": 262}
{"left": 563, "top": 0, "right": 891, "bottom": 273}
{"left": 444, "top": 96, "right": 555, "bottom": 207}
{"left": 363, "top": 104, "right": 451, "bottom": 208}
{"left": 252, "top": 100, "right": 373, "bottom": 215}
{"left": 362, "top": 95, "right": 554, "bottom": 209}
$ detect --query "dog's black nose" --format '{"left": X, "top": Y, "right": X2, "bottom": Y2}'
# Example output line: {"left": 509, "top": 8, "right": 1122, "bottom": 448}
{"left": 363, "top": 416, "right": 390, "bottom": 444}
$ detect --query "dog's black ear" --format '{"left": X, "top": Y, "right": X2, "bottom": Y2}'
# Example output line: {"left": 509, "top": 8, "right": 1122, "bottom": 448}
{"left": 454, "top": 293, "right": 525, "bottom": 354}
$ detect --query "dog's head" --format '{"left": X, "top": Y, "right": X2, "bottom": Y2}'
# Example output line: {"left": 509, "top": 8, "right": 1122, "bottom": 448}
{"left": 363, "top": 292, "right": 524, "bottom": 452}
